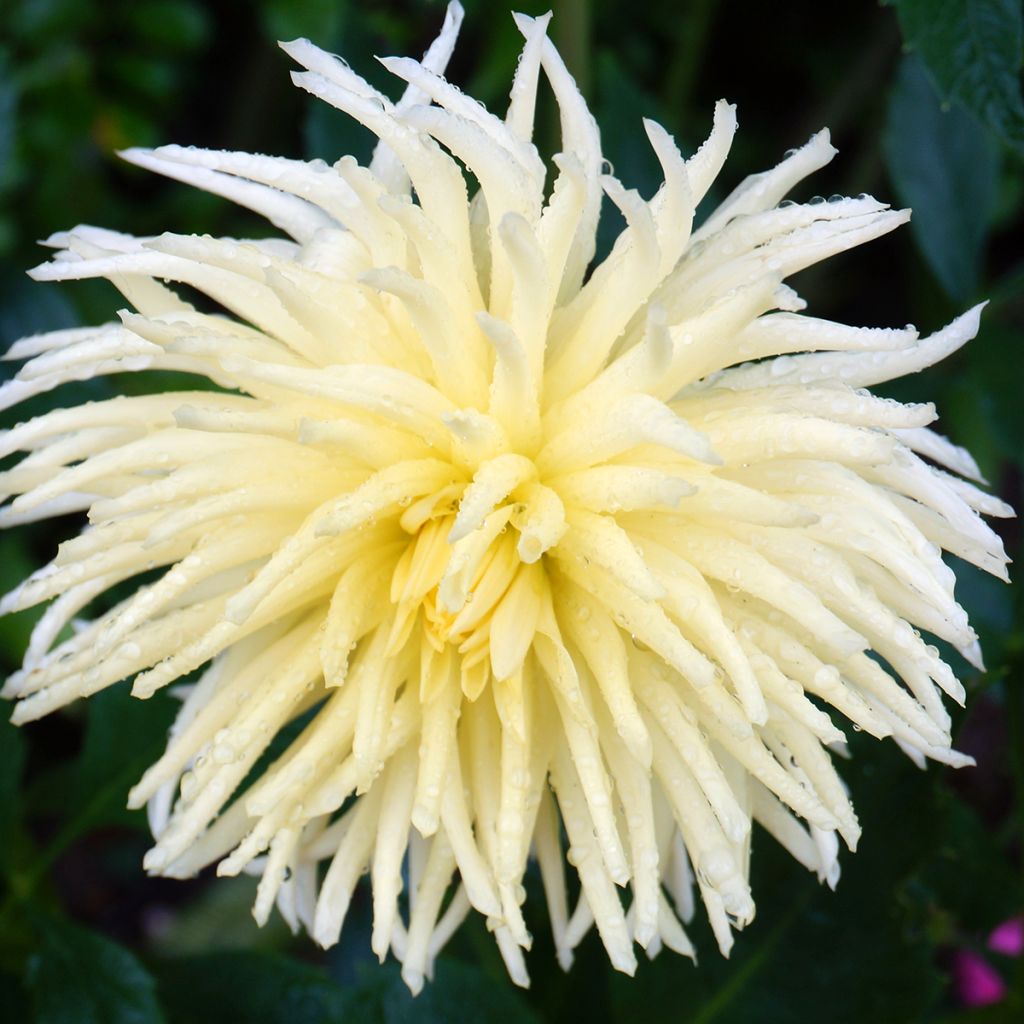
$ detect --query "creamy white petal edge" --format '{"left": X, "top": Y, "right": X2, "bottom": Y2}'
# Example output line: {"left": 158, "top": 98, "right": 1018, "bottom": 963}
{"left": 0, "top": 2, "right": 1012, "bottom": 993}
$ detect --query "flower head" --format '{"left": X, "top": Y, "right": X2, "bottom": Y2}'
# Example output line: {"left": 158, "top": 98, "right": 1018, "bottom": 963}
{"left": 0, "top": 2, "right": 1012, "bottom": 992}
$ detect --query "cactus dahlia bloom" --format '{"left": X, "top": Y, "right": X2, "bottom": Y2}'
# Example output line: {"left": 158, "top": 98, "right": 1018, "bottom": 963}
{"left": 0, "top": 1, "right": 1012, "bottom": 992}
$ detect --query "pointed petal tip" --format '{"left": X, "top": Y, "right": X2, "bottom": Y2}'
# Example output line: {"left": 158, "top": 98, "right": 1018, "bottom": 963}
{"left": 25, "top": 263, "right": 51, "bottom": 282}
{"left": 116, "top": 146, "right": 148, "bottom": 164}
{"left": 641, "top": 116, "right": 672, "bottom": 142}
{"left": 130, "top": 675, "right": 158, "bottom": 699}
{"left": 9, "top": 700, "right": 36, "bottom": 726}
{"left": 375, "top": 53, "right": 412, "bottom": 72}
{"left": 401, "top": 969, "right": 426, "bottom": 996}
{"left": 277, "top": 37, "right": 313, "bottom": 56}
{"left": 944, "top": 301, "right": 987, "bottom": 343}
{"left": 0, "top": 586, "right": 24, "bottom": 617}
{"left": 39, "top": 229, "right": 70, "bottom": 248}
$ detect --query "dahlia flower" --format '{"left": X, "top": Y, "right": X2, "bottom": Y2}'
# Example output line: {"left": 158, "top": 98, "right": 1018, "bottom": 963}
{"left": 0, "top": 2, "right": 1011, "bottom": 992}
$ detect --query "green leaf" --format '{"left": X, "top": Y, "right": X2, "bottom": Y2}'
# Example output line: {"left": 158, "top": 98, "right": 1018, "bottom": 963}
{"left": 156, "top": 951, "right": 346, "bottom": 1024}
{"left": 956, "top": 322, "right": 1024, "bottom": 474}
{"left": 159, "top": 946, "right": 542, "bottom": 1024}
{"left": 884, "top": 55, "right": 1000, "bottom": 302}
{"left": 0, "top": 274, "right": 77, "bottom": 353}
{"left": 75, "top": 683, "right": 178, "bottom": 830}
{"left": 260, "top": 0, "right": 346, "bottom": 44}
{"left": 343, "top": 960, "right": 544, "bottom": 1024}
{"left": 125, "top": 2, "right": 210, "bottom": 52}
{"left": 892, "top": 0, "right": 1024, "bottom": 151}
{"left": 26, "top": 916, "right": 165, "bottom": 1024}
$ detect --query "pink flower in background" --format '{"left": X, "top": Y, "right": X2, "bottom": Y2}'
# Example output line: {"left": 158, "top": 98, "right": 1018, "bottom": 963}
{"left": 951, "top": 915, "right": 1023, "bottom": 1008}
{"left": 987, "top": 916, "right": 1024, "bottom": 957}
{"left": 952, "top": 950, "right": 1007, "bottom": 1008}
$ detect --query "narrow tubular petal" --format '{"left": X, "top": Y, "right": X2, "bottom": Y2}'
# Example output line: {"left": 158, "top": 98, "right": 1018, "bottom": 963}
{"left": 370, "top": 0, "right": 466, "bottom": 194}
{"left": 119, "top": 147, "right": 337, "bottom": 242}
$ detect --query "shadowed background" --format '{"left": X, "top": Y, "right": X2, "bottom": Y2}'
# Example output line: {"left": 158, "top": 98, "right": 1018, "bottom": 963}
{"left": 0, "top": 1, "right": 1022, "bottom": 1021}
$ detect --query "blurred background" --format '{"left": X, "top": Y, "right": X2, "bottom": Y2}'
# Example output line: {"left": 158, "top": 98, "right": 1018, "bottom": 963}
{"left": 0, "top": 0, "right": 1022, "bottom": 1021}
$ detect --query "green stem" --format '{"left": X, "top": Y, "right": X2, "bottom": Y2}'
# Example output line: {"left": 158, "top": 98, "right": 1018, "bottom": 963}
{"left": 662, "top": 0, "right": 717, "bottom": 124}
{"left": 554, "top": 0, "right": 592, "bottom": 99}
{"left": 690, "top": 883, "right": 815, "bottom": 1024}
{"left": 0, "top": 761, "right": 140, "bottom": 927}
{"left": 985, "top": 259, "right": 1024, "bottom": 320}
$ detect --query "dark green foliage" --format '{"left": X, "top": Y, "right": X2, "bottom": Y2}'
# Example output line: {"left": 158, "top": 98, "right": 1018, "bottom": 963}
{"left": 155, "top": 951, "right": 347, "bottom": 1024}
{"left": 155, "top": 953, "right": 543, "bottom": 1024}
{"left": 0, "top": 1, "right": 1022, "bottom": 1022}
{"left": 884, "top": 55, "right": 1000, "bottom": 302}
{"left": 74, "top": 685, "right": 179, "bottom": 830}
{"left": 891, "top": 0, "right": 1024, "bottom": 152}
{"left": 26, "top": 916, "right": 165, "bottom": 1024}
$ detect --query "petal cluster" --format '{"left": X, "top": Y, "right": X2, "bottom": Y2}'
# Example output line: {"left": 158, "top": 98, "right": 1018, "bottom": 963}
{"left": 0, "top": 3, "right": 1011, "bottom": 992}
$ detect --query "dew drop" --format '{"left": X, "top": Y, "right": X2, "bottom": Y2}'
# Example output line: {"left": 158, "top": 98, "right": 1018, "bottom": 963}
{"left": 213, "top": 741, "right": 236, "bottom": 765}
